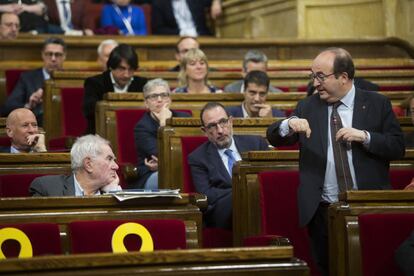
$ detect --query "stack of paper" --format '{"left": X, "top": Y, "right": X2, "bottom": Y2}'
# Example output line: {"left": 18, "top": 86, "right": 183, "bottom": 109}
{"left": 110, "top": 189, "right": 181, "bottom": 202}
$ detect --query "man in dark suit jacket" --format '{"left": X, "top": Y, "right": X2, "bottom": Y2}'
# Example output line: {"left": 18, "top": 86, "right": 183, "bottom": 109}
{"left": 226, "top": 70, "right": 285, "bottom": 118}
{"left": 151, "top": 0, "right": 220, "bottom": 36}
{"left": 395, "top": 230, "right": 414, "bottom": 276}
{"left": 2, "top": 37, "right": 66, "bottom": 126}
{"left": 30, "top": 134, "right": 121, "bottom": 196}
{"left": 83, "top": 43, "right": 147, "bottom": 134}
{"left": 188, "top": 102, "right": 269, "bottom": 229}
{"left": 266, "top": 48, "right": 405, "bottom": 276}
{"left": 133, "top": 78, "right": 191, "bottom": 189}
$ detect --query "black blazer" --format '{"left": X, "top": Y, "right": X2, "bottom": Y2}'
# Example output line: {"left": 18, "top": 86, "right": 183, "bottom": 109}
{"left": 83, "top": 70, "right": 147, "bottom": 134}
{"left": 188, "top": 135, "right": 269, "bottom": 229}
{"left": 226, "top": 104, "right": 286, "bottom": 118}
{"left": 2, "top": 68, "right": 44, "bottom": 126}
{"left": 395, "top": 230, "right": 414, "bottom": 275}
{"left": 132, "top": 110, "right": 191, "bottom": 189}
{"left": 151, "top": 0, "right": 212, "bottom": 35}
{"left": 267, "top": 88, "right": 405, "bottom": 226}
{"left": 29, "top": 174, "right": 76, "bottom": 196}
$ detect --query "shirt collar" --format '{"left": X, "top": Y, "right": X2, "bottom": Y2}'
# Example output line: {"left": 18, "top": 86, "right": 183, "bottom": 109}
{"left": 73, "top": 174, "right": 101, "bottom": 196}
{"left": 339, "top": 84, "right": 355, "bottom": 109}
{"left": 42, "top": 68, "right": 50, "bottom": 80}
{"left": 217, "top": 137, "right": 237, "bottom": 156}
{"left": 110, "top": 71, "right": 133, "bottom": 93}
{"left": 241, "top": 102, "right": 250, "bottom": 118}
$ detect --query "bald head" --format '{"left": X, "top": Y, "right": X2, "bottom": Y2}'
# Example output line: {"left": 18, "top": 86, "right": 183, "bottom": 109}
{"left": 6, "top": 108, "right": 39, "bottom": 151}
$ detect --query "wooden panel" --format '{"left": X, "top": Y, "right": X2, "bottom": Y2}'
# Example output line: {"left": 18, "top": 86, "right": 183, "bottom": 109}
{"left": 0, "top": 153, "right": 71, "bottom": 175}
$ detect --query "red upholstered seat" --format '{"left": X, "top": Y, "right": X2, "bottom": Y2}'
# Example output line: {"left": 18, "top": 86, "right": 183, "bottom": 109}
{"left": 257, "top": 170, "right": 320, "bottom": 275}
{"left": 0, "top": 223, "right": 61, "bottom": 258}
{"left": 358, "top": 213, "right": 414, "bottom": 276}
{"left": 0, "top": 174, "right": 48, "bottom": 197}
{"left": 5, "top": 69, "right": 26, "bottom": 96}
{"left": 390, "top": 169, "right": 414, "bottom": 190}
{"left": 69, "top": 219, "right": 187, "bottom": 254}
{"left": 180, "top": 136, "right": 233, "bottom": 248}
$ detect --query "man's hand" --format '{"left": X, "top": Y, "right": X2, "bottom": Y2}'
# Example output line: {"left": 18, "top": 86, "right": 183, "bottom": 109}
{"left": 288, "top": 118, "right": 312, "bottom": 138}
{"left": 26, "top": 88, "right": 43, "bottom": 109}
{"left": 152, "top": 103, "right": 172, "bottom": 127}
{"left": 336, "top": 128, "right": 367, "bottom": 143}
{"left": 101, "top": 173, "right": 121, "bottom": 193}
{"left": 27, "top": 133, "right": 46, "bottom": 152}
{"left": 144, "top": 155, "right": 158, "bottom": 171}
{"left": 210, "top": 0, "right": 222, "bottom": 19}
{"left": 255, "top": 104, "right": 272, "bottom": 118}
{"left": 404, "top": 178, "right": 414, "bottom": 190}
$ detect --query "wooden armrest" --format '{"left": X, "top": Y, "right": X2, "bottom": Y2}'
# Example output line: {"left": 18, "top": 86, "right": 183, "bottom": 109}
{"left": 189, "top": 193, "right": 208, "bottom": 211}
{"left": 243, "top": 235, "right": 291, "bottom": 247}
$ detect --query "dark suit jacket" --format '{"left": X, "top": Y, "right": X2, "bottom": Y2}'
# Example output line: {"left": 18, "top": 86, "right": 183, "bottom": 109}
{"left": 151, "top": 0, "right": 212, "bottom": 35}
{"left": 226, "top": 104, "right": 286, "bottom": 118}
{"left": 2, "top": 68, "right": 44, "bottom": 126}
{"left": 0, "top": 147, "right": 11, "bottom": 153}
{"left": 29, "top": 174, "right": 76, "bottom": 196}
{"left": 405, "top": 132, "right": 414, "bottom": 148}
{"left": 188, "top": 135, "right": 269, "bottom": 229}
{"left": 266, "top": 88, "right": 405, "bottom": 227}
{"left": 83, "top": 70, "right": 147, "bottom": 134}
{"left": 43, "top": 0, "right": 94, "bottom": 30}
{"left": 132, "top": 110, "right": 191, "bottom": 189}
{"left": 395, "top": 230, "right": 414, "bottom": 276}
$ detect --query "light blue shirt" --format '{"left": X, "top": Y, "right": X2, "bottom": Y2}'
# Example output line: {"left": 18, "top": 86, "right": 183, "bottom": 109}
{"left": 217, "top": 137, "right": 242, "bottom": 176}
{"left": 73, "top": 174, "right": 101, "bottom": 196}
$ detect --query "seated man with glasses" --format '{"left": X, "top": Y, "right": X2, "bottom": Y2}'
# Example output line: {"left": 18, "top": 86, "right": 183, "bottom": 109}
{"left": 132, "top": 78, "right": 191, "bottom": 189}
{"left": 188, "top": 102, "right": 269, "bottom": 229}
{"left": 2, "top": 37, "right": 66, "bottom": 126}
{"left": 0, "top": 12, "right": 20, "bottom": 39}
{"left": 83, "top": 43, "right": 147, "bottom": 134}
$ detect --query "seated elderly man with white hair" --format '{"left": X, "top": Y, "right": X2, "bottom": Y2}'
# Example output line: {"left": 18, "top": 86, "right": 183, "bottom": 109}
{"left": 29, "top": 134, "right": 121, "bottom": 196}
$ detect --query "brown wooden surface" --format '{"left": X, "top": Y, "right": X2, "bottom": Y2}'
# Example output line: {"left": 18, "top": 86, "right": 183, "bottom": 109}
{"left": 0, "top": 246, "right": 310, "bottom": 276}
{"left": 328, "top": 190, "right": 414, "bottom": 276}
{"left": 0, "top": 153, "right": 71, "bottom": 175}
{"left": 0, "top": 194, "right": 204, "bottom": 252}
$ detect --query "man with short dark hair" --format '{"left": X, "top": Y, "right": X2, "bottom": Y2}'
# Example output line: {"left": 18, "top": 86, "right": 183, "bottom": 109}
{"left": 0, "top": 12, "right": 19, "bottom": 39}
{"left": 83, "top": 43, "right": 147, "bottom": 134}
{"left": 266, "top": 47, "right": 405, "bottom": 275}
{"left": 226, "top": 70, "right": 285, "bottom": 118}
{"left": 188, "top": 102, "right": 269, "bottom": 229}
{"left": 2, "top": 37, "right": 66, "bottom": 126}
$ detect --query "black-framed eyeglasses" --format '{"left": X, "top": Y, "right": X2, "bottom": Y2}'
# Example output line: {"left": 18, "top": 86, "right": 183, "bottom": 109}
{"left": 204, "top": 117, "right": 230, "bottom": 131}
{"left": 309, "top": 72, "right": 335, "bottom": 82}
{"left": 43, "top": 52, "right": 65, "bottom": 58}
{"left": 145, "top": 92, "right": 170, "bottom": 101}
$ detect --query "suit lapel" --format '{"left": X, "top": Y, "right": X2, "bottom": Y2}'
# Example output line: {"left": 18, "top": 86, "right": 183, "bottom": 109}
{"left": 316, "top": 98, "right": 329, "bottom": 157}
{"left": 206, "top": 142, "right": 232, "bottom": 183}
{"left": 63, "top": 174, "right": 76, "bottom": 196}
{"left": 352, "top": 88, "right": 368, "bottom": 130}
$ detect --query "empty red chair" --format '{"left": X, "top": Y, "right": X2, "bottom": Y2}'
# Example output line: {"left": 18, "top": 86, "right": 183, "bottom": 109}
{"left": 390, "top": 169, "right": 414, "bottom": 190}
{"left": 69, "top": 219, "right": 187, "bottom": 254}
{"left": 256, "top": 170, "right": 320, "bottom": 275}
{"left": 0, "top": 222, "right": 61, "bottom": 258}
{"left": 0, "top": 174, "right": 49, "bottom": 197}
{"left": 359, "top": 213, "right": 414, "bottom": 276}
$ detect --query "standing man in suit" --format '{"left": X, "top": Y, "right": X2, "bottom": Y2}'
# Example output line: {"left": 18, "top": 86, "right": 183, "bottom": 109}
{"left": 1, "top": 108, "right": 46, "bottom": 153}
{"left": 224, "top": 50, "right": 282, "bottom": 93}
{"left": 133, "top": 78, "right": 191, "bottom": 189}
{"left": 188, "top": 102, "right": 269, "bottom": 229}
{"left": 226, "top": 70, "right": 285, "bottom": 118}
{"left": 266, "top": 48, "right": 405, "bottom": 275}
{"left": 43, "top": 0, "right": 94, "bottom": 35}
{"left": 83, "top": 43, "right": 147, "bottom": 134}
{"left": 29, "top": 134, "right": 121, "bottom": 196}
{"left": 151, "top": 0, "right": 221, "bottom": 36}
{"left": 2, "top": 37, "right": 66, "bottom": 126}
{"left": 0, "top": 12, "right": 19, "bottom": 39}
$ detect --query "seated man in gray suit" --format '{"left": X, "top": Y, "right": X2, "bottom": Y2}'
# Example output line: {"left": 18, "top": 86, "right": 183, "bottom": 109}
{"left": 1, "top": 108, "right": 46, "bottom": 153}
{"left": 29, "top": 134, "right": 121, "bottom": 196}
{"left": 226, "top": 70, "right": 285, "bottom": 118}
{"left": 224, "top": 49, "right": 282, "bottom": 93}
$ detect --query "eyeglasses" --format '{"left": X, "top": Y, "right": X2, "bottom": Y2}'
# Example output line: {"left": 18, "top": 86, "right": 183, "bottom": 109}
{"left": 43, "top": 52, "right": 65, "bottom": 58}
{"left": 145, "top": 92, "right": 170, "bottom": 101}
{"left": 204, "top": 117, "right": 230, "bottom": 131}
{"left": 309, "top": 72, "right": 335, "bottom": 82}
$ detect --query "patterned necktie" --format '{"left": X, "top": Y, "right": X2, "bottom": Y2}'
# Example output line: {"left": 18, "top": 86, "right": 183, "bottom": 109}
{"left": 61, "top": 0, "right": 73, "bottom": 29}
{"left": 224, "top": 149, "right": 236, "bottom": 176}
{"left": 330, "top": 102, "right": 354, "bottom": 193}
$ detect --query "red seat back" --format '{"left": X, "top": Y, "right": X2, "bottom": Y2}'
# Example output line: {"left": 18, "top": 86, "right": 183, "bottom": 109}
{"left": 180, "top": 136, "right": 208, "bottom": 193}
{"left": 358, "top": 213, "right": 414, "bottom": 276}
{"left": 258, "top": 170, "right": 319, "bottom": 275}
{"left": 0, "top": 223, "right": 61, "bottom": 258}
{"left": 60, "top": 87, "right": 87, "bottom": 137}
{"left": 5, "top": 69, "right": 25, "bottom": 96}
{"left": 390, "top": 169, "right": 414, "bottom": 190}
{"left": 0, "top": 174, "right": 49, "bottom": 197}
{"left": 69, "top": 219, "right": 187, "bottom": 254}
{"left": 115, "top": 109, "right": 147, "bottom": 164}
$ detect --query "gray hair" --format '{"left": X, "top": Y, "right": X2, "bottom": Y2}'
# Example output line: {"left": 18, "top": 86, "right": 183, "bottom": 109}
{"left": 143, "top": 78, "right": 171, "bottom": 98}
{"left": 70, "top": 134, "right": 111, "bottom": 171}
{"left": 242, "top": 50, "right": 268, "bottom": 72}
{"left": 97, "top": 39, "right": 119, "bottom": 55}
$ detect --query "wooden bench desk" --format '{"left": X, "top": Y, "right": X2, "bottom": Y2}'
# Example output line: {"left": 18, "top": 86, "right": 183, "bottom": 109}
{"left": 0, "top": 153, "right": 71, "bottom": 175}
